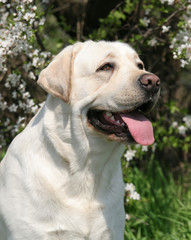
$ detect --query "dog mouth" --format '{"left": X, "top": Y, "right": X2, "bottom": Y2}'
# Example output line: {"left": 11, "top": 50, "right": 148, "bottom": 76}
{"left": 87, "top": 101, "right": 155, "bottom": 146}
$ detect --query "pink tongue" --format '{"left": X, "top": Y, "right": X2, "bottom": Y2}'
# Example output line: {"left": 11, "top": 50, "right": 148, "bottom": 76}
{"left": 120, "top": 111, "right": 154, "bottom": 146}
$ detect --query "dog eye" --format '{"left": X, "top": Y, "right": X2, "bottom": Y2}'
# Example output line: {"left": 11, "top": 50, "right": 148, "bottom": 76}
{"left": 98, "top": 63, "right": 114, "bottom": 71}
{"left": 138, "top": 63, "right": 144, "bottom": 70}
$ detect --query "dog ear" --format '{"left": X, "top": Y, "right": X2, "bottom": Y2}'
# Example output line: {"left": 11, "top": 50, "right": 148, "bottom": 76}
{"left": 37, "top": 43, "right": 81, "bottom": 102}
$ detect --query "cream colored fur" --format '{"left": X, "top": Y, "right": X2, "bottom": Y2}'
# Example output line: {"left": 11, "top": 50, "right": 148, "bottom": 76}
{"left": 0, "top": 41, "right": 158, "bottom": 240}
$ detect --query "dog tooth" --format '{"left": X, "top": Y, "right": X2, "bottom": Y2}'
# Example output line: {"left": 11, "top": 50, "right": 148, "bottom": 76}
{"left": 116, "top": 120, "right": 120, "bottom": 124}
{"left": 111, "top": 116, "right": 115, "bottom": 121}
{"left": 122, "top": 123, "right": 125, "bottom": 126}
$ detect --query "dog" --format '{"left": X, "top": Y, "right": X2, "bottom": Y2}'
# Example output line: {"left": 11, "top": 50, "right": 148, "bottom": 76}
{"left": 0, "top": 40, "right": 160, "bottom": 240}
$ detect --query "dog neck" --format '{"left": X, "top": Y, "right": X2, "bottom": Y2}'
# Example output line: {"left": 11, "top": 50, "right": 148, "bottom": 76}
{"left": 40, "top": 95, "right": 125, "bottom": 201}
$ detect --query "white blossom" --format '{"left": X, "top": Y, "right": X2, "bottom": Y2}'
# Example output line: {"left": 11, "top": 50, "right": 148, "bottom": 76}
{"left": 160, "top": 0, "right": 174, "bottom": 5}
{"left": 8, "top": 104, "right": 18, "bottom": 112}
{"left": 125, "top": 213, "right": 130, "bottom": 220}
{"left": 32, "top": 57, "right": 40, "bottom": 67}
{"left": 180, "top": 59, "right": 189, "bottom": 68}
{"left": 125, "top": 183, "right": 136, "bottom": 192}
{"left": 145, "top": 8, "right": 151, "bottom": 15}
{"left": 7, "top": 74, "right": 21, "bottom": 87}
{"left": 124, "top": 148, "right": 136, "bottom": 162}
{"left": 29, "top": 71, "right": 36, "bottom": 80}
{"left": 148, "top": 38, "right": 158, "bottom": 47}
{"left": 178, "top": 125, "right": 187, "bottom": 136}
{"left": 22, "top": 92, "right": 31, "bottom": 99}
{"left": 141, "top": 17, "right": 150, "bottom": 27}
{"left": 39, "top": 17, "right": 46, "bottom": 26}
{"left": 31, "top": 105, "right": 38, "bottom": 113}
{"left": 172, "top": 121, "right": 178, "bottom": 128}
{"left": 4, "top": 118, "right": 10, "bottom": 127}
{"left": 18, "top": 101, "right": 26, "bottom": 109}
{"left": 12, "top": 91, "right": 17, "bottom": 99}
{"left": 23, "top": 12, "right": 36, "bottom": 24}
{"left": 125, "top": 183, "right": 140, "bottom": 201}
{"left": 0, "top": 100, "right": 7, "bottom": 110}
{"left": 183, "top": 115, "right": 191, "bottom": 129}
{"left": 173, "top": 52, "right": 178, "bottom": 59}
{"left": 0, "top": 0, "right": 50, "bottom": 149}
{"left": 26, "top": 99, "right": 35, "bottom": 108}
{"left": 5, "top": 82, "right": 11, "bottom": 88}
{"left": 142, "top": 146, "right": 148, "bottom": 152}
{"left": 130, "top": 191, "right": 140, "bottom": 200}
{"left": 170, "top": 9, "right": 191, "bottom": 68}
{"left": 162, "top": 25, "right": 171, "bottom": 33}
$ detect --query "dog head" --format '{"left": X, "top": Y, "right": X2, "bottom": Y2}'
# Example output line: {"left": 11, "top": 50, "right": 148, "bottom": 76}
{"left": 38, "top": 41, "right": 160, "bottom": 146}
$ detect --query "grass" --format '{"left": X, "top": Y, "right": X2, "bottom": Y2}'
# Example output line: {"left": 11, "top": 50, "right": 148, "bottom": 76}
{"left": 123, "top": 158, "right": 191, "bottom": 240}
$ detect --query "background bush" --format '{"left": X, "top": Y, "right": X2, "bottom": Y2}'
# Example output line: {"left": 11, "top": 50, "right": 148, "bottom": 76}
{"left": 0, "top": 0, "right": 191, "bottom": 239}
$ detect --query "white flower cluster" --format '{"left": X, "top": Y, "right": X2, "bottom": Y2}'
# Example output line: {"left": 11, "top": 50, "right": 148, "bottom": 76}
{"left": 169, "top": 3, "right": 191, "bottom": 67}
{"left": 160, "top": 0, "right": 174, "bottom": 5}
{"left": 125, "top": 213, "right": 130, "bottom": 221}
{"left": 183, "top": 115, "right": 191, "bottom": 129}
{"left": 146, "top": 1, "right": 191, "bottom": 68}
{"left": 0, "top": 0, "right": 51, "bottom": 149}
{"left": 124, "top": 147, "right": 136, "bottom": 162}
{"left": 0, "top": 2, "right": 32, "bottom": 72}
{"left": 140, "top": 17, "right": 150, "bottom": 27}
{"left": 125, "top": 183, "right": 140, "bottom": 201}
{"left": 0, "top": 0, "right": 50, "bottom": 73}
{"left": 172, "top": 115, "right": 191, "bottom": 136}
{"left": 148, "top": 38, "right": 158, "bottom": 47}
{"left": 124, "top": 144, "right": 156, "bottom": 163}
{"left": 0, "top": 73, "right": 38, "bottom": 140}
{"left": 162, "top": 25, "right": 171, "bottom": 33}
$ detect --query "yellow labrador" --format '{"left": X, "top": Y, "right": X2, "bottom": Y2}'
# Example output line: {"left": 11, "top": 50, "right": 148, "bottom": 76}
{"left": 0, "top": 41, "right": 160, "bottom": 240}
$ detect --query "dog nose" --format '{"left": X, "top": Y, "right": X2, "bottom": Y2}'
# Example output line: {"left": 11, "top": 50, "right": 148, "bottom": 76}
{"left": 139, "top": 74, "right": 160, "bottom": 94}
